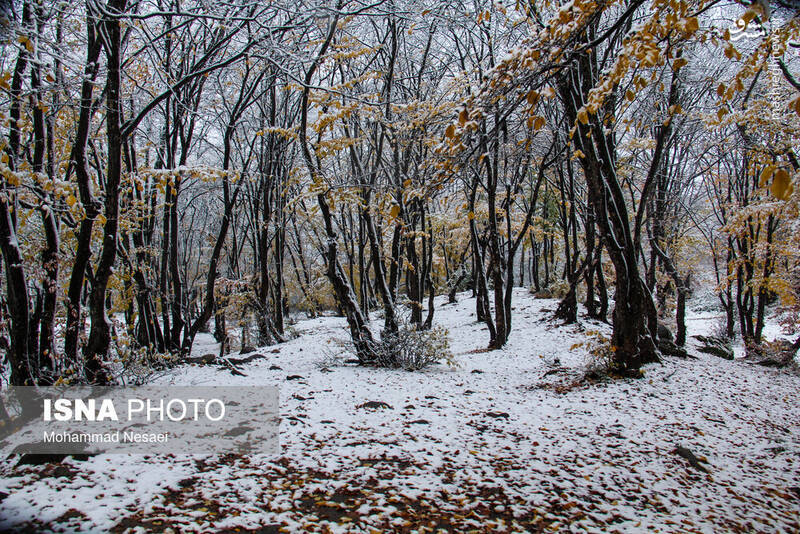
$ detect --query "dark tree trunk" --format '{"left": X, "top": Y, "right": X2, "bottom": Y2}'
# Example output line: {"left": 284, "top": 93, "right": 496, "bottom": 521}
{"left": 30, "top": 6, "right": 59, "bottom": 380}
{"left": 296, "top": 6, "right": 376, "bottom": 362}
{"left": 559, "top": 43, "right": 659, "bottom": 373}
{"left": 64, "top": 14, "right": 104, "bottom": 363}
{"left": 84, "top": 0, "right": 128, "bottom": 384}
{"left": 363, "top": 207, "right": 398, "bottom": 335}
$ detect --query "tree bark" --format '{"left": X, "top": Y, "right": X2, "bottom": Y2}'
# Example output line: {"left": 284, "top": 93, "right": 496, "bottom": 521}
{"left": 84, "top": 0, "right": 128, "bottom": 384}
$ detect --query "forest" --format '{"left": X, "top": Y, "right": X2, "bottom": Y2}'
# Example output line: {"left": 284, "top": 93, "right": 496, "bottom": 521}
{"left": 1, "top": 0, "right": 799, "bottom": 383}
{"left": 0, "top": 0, "right": 799, "bottom": 531}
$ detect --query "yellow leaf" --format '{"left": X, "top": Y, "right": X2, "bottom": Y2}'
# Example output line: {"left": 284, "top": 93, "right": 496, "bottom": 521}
{"left": 759, "top": 165, "right": 775, "bottom": 187}
{"left": 717, "top": 83, "right": 725, "bottom": 97}
{"left": 625, "top": 90, "right": 635, "bottom": 102}
{"left": 673, "top": 58, "right": 687, "bottom": 70}
{"left": 739, "top": 8, "right": 757, "bottom": 26}
{"left": 789, "top": 95, "right": 800, "bottom": 117}
{"left": 717, "top": 107, "right": 728, "bottom": 121}
{"left": 526, "top": 90, "right": 540, "bottom": 106}
{"left": 770, "top": 169, "right": 792, "bottom": 200}
{"left": 577, "top": 109, "right": 589, "bottom": 125}
{"left": 684, "top": 17, "right": 699, "bottom": 34}
{"left": 724, "top": 44, "right": 741, "bottom": 60}
{"left": 445, "top": 124, "right": 455, "bottom": 139}
{"left": 66, "top": 194, "right": 77, "bottom": 207}
{"left": 533, "top": 116, "right": 545, "bottom": 131}
{"left": 459, "top": 109, "right": 469, "bottom": 125}
{"left": 467, "top": 211, "right": 475, "bottom": 220}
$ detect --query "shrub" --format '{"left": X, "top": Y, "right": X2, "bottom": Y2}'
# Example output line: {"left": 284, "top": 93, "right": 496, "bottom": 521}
{"left": 710, "top": 315, "right": 734, "bottom": 340}
{"left": 572, "top": 330, "right": 616, "bottom": 377}
{"left": 374, "top": 325, "right": 456, "bottom": 371}
{"left": 530, "top": 280, "right": 570, "bottom": 299}
{"left": 321, "top": 320, "right": 457, "bottom": 371}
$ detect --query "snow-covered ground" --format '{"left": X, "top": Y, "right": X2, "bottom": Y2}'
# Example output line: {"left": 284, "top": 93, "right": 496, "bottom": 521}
{"left": 1, "top": 289, "right": 798, "bottom": 532}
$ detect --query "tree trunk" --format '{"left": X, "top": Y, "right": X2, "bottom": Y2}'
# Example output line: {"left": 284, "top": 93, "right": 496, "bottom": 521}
{"left": 560, "top": 46, "right": 659, "bottom": 373}
{"left": 84, "top": 0, "right": 128, "bottom": 384}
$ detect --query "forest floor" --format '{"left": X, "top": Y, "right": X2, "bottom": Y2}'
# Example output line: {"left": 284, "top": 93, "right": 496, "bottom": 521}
{"left": 1, "top": 290, "right": 799, "bottom": 533}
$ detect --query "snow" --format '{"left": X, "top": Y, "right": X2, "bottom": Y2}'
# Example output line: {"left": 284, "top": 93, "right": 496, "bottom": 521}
{"left": 1, "top": 289, "right": 798, "bottom": 531}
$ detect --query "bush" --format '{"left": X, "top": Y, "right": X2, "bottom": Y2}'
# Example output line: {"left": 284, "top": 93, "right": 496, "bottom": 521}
{"left": 572, "top": 330, "right": 617, "bottom": 377}
{"left": 530, "top": 280, "right": 570, "bottom": 299}
{"left": 711, "top": 315, "right": 734, "bottom": 340}
{"left": 374, "top": 325, "right": 456, "bottom": 371}
{"left": 320, "top": 320, "right": 457, "bottom": 371}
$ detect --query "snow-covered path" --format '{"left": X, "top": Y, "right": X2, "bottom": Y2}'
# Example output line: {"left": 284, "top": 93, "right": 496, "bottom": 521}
{"left": 1, "top": 290, "right": 798, "bottom": 532}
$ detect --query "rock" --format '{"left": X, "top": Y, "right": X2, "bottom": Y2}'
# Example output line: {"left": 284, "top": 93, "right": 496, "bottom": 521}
{"left": 659, "top": 338, "right": 689, "bottom": 359}
{"left": 286, "top": 375, "right": 305, "bottom": 380}
{"left": 357, "top": 401, "right": 392, "bottom": 410}
{"left": 693, "top": 335, "right": 734, "bottom": 360}
{"left": 694, "top": 335, "right": 730, "bottom": 348}
{"left": 658, "top": 323, "right": 674, "bottom": 342}
{"left": 758, "top": 357, "right": 791, "bottom": 367}
{"left": 486, "top": 411, "right": 510, "bottom": 419}
{"left": 698, "top": 345, "right": 734, "bottom": 360}
{"left": 239, "top": 345, "right": 256, "bottom": 355}
{"left": 749, "top": 339, "right": 798, "bottom": 367}
{"left": 185, "top": 353, "right": 216, "bottom": 365}
{"left": 672, "top": 445, "right": 709, "bottom": 472}
{"left": 269, "top": 365, "right": 282, "bottom": 370}
{"left": 227, "top": 353, "right": 265, "bottom": 366}
{"left": 15, "top": 453, "right": 92, "bottom": 466}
